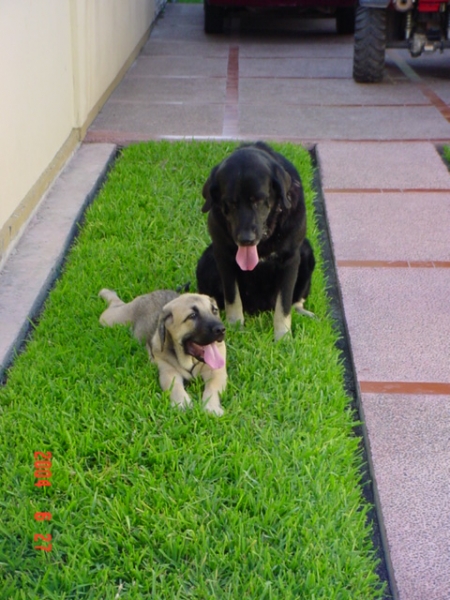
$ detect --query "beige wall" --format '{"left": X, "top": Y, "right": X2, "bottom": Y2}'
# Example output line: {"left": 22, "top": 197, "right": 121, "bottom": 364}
{"left": 70, "top": 0, "right": 157, "bottom": 129}
{"left": 0, "top": 0, "right": 159, "bottom": 265}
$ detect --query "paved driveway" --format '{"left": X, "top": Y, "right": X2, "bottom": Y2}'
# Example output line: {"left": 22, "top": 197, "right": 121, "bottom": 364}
{"left": 87, "top": 3, "right": 450, "bottom": 144}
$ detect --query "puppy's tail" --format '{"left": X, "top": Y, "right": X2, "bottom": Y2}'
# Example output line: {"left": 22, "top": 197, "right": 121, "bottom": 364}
{"left": 98, "top": 288, "right": 127, "bottom": 326}
{"left": 99, "top": 288, "right": 122, "bottom": 306}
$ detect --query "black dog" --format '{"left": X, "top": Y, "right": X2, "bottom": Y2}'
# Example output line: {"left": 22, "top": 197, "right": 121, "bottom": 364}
{"left": 196, "top": 142, "right": 315, "bottom": 340}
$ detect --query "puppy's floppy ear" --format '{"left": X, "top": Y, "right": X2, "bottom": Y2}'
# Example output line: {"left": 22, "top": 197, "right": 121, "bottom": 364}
{"left": 271, "top": 164, "right": 292, "bottom": 209}
{"left": 201, "top": 166, "right": 220, "bottom": 213}
{"left": 157, "top": 308, "right": 174, "bottom": 348}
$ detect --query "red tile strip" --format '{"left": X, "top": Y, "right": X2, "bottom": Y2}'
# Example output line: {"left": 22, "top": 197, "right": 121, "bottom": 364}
{"left": 360, "top": 381, "right": 450, "bottom": 395}
{"left": 325, "top": 188, "right": 450, "bottom": 194}
{"left": 337, "top": 260, "right": 450, "bottom": 268}
{"left": 222, "top": 46, "right": 239, "bottom": 137}
{"left": 325, "top": 188, "right": 385, "bottom": 194}
{"left": 420, "top": 86, "right": 450, "bottom": 119}
{"left": 387, "top": 49, "right": 450, "bottom": 124}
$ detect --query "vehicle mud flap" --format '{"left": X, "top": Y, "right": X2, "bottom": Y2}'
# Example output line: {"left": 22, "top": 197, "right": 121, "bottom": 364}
{"left": 204, "top": 0, "right": 225, "bottom": 33}
{"left": 336, "top": 7, "right": 356, "bottom": 34}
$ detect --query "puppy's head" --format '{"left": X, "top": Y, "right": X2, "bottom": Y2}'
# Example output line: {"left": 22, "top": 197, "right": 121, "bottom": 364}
{"left": 201, "top": 146, "right": 291, "bottom": 271}
{"left": 157, "top": 294, "right": 225, "bottom": 370}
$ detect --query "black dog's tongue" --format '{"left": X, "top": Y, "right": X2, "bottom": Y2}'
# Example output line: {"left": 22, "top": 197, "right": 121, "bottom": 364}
{"left": 236, "top": 245, "right": 259, "bottom": 271}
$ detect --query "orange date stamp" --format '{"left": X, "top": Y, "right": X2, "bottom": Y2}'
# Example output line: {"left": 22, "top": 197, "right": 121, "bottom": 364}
{"left": 34, "top": 451, "right": 52, "bottom": 552}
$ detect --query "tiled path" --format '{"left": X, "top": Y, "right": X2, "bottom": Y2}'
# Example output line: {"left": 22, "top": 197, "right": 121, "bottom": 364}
{"left": 2, "top": 3, "right": 450, "bottom": 599}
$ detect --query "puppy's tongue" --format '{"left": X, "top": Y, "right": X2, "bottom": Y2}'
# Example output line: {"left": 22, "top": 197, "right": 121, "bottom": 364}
{"left": 236, "top": 245, "right": 259, "bottom": 271}
{"left": 203, "top": 343, "right": 225, "bottom": 370}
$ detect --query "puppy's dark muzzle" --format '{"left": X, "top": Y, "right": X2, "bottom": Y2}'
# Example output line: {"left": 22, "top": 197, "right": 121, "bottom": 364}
{"left": 193, "top": 319, "right": 226, "bottom": 345}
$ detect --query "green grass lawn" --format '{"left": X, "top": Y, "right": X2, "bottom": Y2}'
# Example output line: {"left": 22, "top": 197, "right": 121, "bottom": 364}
{"left": 443, "top": 145, "right": 450, "bottom": 165}
{"left": 0, "top": 141, "right": 385, "bottom": 599}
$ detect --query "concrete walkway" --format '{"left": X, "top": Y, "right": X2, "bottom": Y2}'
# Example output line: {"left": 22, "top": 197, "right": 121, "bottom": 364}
{"left": 1, "top": 4, "right": 450, "bottom": 599}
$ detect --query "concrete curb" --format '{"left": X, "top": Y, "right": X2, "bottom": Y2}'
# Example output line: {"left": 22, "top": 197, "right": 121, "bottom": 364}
{"left": 0, "top": 143, "right": 117, "bottom": 381}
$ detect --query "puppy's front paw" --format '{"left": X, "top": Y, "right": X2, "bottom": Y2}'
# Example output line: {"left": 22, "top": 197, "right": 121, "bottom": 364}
{"left": 203, "top": 395, "right": 224, "bottom": 416}
{"left": 171, "top": 395, "right": 193, "bottom": 411}
{"left": 205, "top": 403, "right": 224, "bottom": 417}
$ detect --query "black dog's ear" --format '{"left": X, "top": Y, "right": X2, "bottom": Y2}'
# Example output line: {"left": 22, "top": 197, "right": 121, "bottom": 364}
{"left": 272, "top": 164, "right": 292, "bottom": 209}
{"left": 157, "top": 309, "right": 173, "bottom": 349}
{"left": 201, "top": 166, "right": 220, "bottom": 213}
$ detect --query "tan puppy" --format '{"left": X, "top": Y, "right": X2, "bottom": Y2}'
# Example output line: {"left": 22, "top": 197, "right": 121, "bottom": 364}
{"left": 99, "top": 289, "right": 227, "bottom": 416}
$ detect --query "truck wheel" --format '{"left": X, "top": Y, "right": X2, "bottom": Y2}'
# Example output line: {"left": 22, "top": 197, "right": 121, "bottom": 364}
{"left": 204, "top": 0, "right": 225, "bottom": 33}
{"left": 336, "top": 7, "right": 355, "bottom": 35}
{"left": 353, "top": 7, "right": 386, "bottom": 83}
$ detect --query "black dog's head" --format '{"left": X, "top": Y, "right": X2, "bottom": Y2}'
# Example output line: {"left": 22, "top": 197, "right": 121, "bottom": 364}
{"left": 201, "top": 146, "right": 292, "bottom": 271}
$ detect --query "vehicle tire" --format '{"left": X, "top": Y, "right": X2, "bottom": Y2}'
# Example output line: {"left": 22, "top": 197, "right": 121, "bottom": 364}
{"left": 336, "top": 7, "right": 355, "bottom": 35}
{"left": 353, "top": 7, "right": 386, "bottom": 83}
{"left": 204, "top": 0, "right": 225, "bottom": 33}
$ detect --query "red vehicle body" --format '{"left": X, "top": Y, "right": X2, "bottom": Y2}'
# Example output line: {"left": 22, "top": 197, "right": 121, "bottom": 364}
{"left": 206, "top": 0, "right": 352, "bottom": 6}
{"left": 353, "top": 0, "right": 450, "bottom": 81}
{"left": 204, "top": 0, "right": 357, "bottom": 34}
